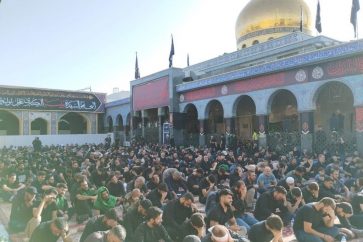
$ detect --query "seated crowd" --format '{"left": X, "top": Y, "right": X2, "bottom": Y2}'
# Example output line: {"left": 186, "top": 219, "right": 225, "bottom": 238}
{"left": 0, "top": 137, "right": 363, "bottom": 242}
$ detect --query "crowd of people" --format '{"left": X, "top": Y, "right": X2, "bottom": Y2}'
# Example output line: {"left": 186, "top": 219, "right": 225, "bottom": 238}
{"left": 0, "top": 136, "right": 363, "bottom": 242}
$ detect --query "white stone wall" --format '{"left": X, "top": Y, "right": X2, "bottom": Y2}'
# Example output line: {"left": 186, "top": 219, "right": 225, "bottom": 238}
{"left": 0, "top": 133, "right": 113, "bottom": 147}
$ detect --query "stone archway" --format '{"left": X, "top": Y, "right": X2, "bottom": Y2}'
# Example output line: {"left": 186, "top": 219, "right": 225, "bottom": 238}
{"left": 0, "top": 110, "right": 20, "bottom": 135}
{"left": 116, "top": 114, "right": 123, "bottom": 131}
{"left": 184, "top": 104, "right": 199, "bottom": 134}
{"left": 107, "top": 116, "right": 113, "bottom": 133}
{"left": 31, "top": 118, "right": 48, "bottom": 135}
{"left": 234, "top": 95, "right": 257, "bottom": 139}
{"left": 58, "top": 112, "right": 88, "bottom": 134}
{"left": 205, "top": 100, "right": 224, "bottom": 134}
{"left": 268, "top": 89, "right": 298, "bottom": 132}
{"left": 314, "top": 81, "right": 354, "bottom": 134}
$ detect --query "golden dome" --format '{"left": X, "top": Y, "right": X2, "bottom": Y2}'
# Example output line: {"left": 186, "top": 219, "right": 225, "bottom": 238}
{"left": 235, "top": 0, "right": 313, "bottom": 49}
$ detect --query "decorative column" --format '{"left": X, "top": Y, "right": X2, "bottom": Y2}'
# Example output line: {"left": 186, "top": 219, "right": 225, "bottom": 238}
{"left": 199, "top": 119, "right": 206, "bottom": 147}
{"left": 257, "top": 115, "right": 268, "bottom": 148}
{"left": 158, "top": 108, "right": 164, "bottom": 144}
{"left": 23, "top": 111, "right": 30, "bottom": 135}
{"left": 355, "top": 106, "right": 363, "bottom": 155}
{"left": 141, "top": 110, "right": 147, "bottom": 140}
{"left": 130, "top": 112, "right": 135, "bottom": 140}
{"left": 300, "top": 111, "right": 314, "bottom": 153}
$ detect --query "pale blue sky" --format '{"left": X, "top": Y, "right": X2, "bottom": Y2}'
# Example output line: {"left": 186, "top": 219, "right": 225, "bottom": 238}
{"left": 0, "top": 0, "right": 361, "bottom": 94}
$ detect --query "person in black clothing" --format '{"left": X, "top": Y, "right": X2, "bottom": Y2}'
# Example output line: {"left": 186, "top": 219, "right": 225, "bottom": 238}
{"left": 15, "top": 162, "right": 31, "bottom": 184}
{"left": 133, "top": 206, "right": 173, "bottom": 242}
{"left": 254, "top": 186, "right": 290, "bottom": 225}
{"left": 318, "top": 176, "right": 342, "bottom": 200}
{"left": 277, "top": 176, "right": 295, "bottom": 193}
{"left": 200, "top": 155, "right": 211, "bottom": 175}
{"left": 146, "top": 182, "right": 171, "bottom": 208}
{"left": 293, "top": 197, "right": 339, "bottom": 242}
{"left": 198, "top": 174, "right": 217, "bottom": 204}
{"left": 286, "top": 187, "right": 304, "bottom": 215}
{"left": 126, "top": 176, "right": 148, "bottom": 194}
{"left": 315, "top": 125, "right": 327, "bottom": 155}
{"left": 32, "top": 170, "right": 52, "bottom": 198}
{"left": 107, "top": 174, "right": 126, "bottom": 197}
{"left": 187, "top": 169, "right": 203, "bottom": 195}
{"left": 350, "top": 192, "right": 363, "bottom": 229}
{"left": 162, "top": 192, "right": 196, "bottom": 240}
{"left": 335, "top": 202, "right": 363, "bottom": 239}
{"left": 243, "top": 169, "right": 257, "bottom": 208}
{"left": 146, "top": 173, "right": 160, "bottom": 191}
{"left": 105, "top": 135, "right": 111, "bottom": 150}
{"left": 32, "top": 137, "right": 42, "bottom": 152}
{"left": 209, "top": 136, "right": 217, "bottom": 151}
{"left": 91, "top": 168, "right": 109, "bottom": 188}
{"left": 302, "top": 182, "right": 320, "bottom": 204}
{"left": 312, "top": 154, "right": 327, "bottom": 176}
{"left": 229, "top": 165, "right": 243, "bottom": 188}
{"left": 248, "top": 215, "right": 283, "bottom": 242}
{"left": 80, "top": 208, "right": 119, "bottom": 242}
{"left": 123, "top": 199, "right": 152, "bottom": 242}
{"left": 206, "top": 188, "right": 240, "bottom": 233}
{"left": 179, "top": 213, "right": 205, "bottom": 242}
{"left": 286, "top": 166, "right": 306, "bottom": 187}
{"left": 29, "top": 218, "right": 71, "bottom": 242}
{"left": 1, "top": 172, "right": 25, "bottom": 201}
{"left": 75, "top": 179, "right": 97, "bottom": 223}
{"left": 165, "top": 171, "right": 188, "bottom": 198}
{"left": 36, "top": 188, "right": 59, "bottom": 223}
{"left": 232, "top": 181, "right": 258, "bottom": 231}
{"left": 8, "top": 186, "right": 38, "bottom": 234}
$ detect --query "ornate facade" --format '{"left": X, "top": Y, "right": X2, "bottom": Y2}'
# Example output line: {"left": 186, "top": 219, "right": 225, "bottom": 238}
{"left": 0, "top": 86, "right": 106, "bottom": 135}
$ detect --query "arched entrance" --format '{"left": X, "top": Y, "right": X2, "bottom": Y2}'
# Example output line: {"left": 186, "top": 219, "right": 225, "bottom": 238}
{"left": 107, "top": 116, "right": 113, "bottom": 133}
{"left": 116, "top": 115, "right": 123, "bottom": 131}
{"left": 184, "top": 104, "right": 199, "bottom": 146}
{"left": 268, "top": 90, "right": 298, "bottom": 132}
{"left": 58, "top": 112, "right": 88, "bottom": 134}
{"left": 206, "top": 100, "right": 224, "bottom": 135}
{"left": 144, "top": 108, "right": 158, "bottom": 144}
{"left": 314, "top": 82, "right": 355, "bottom": 153}
{"left": 234, "top": 95, "right": 257, "bottom": 140}
{"left": 0, "top": 110, "right": 19, "bottom": 135}
{"left": 31, "top": 118, "right": 48, "bottom": 135}
{"left": 314, "top": 82, "right": 354, "bottom": 133}
{"left": 185, "top": 104, "right": 199, "bottom": 134}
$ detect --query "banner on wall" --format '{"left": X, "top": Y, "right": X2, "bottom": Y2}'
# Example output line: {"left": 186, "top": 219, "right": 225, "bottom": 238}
{"left": 132, "top": 76, "right": 169, "bottom": 111}
{"left": 0, "top": 86, "right": 105, "bottom": 112}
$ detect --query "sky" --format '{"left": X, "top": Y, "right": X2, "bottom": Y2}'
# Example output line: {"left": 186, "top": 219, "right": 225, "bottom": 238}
{"left": 0, "top": 0, "right": 361, "bottom": 95}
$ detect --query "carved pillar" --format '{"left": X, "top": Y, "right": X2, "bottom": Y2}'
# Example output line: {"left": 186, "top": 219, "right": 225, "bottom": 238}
{"left": 23, "top": 111, "right": 30, "bottom": 135}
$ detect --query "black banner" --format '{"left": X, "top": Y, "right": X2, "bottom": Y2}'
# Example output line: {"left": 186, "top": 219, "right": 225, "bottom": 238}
{"left": 0, "top": 87, "right": 104, "bottom": 112}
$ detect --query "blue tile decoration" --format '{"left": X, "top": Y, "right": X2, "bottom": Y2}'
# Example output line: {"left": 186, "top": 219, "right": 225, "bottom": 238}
{"left": 177, "top": 40, "right": 363, "bottom": 92}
